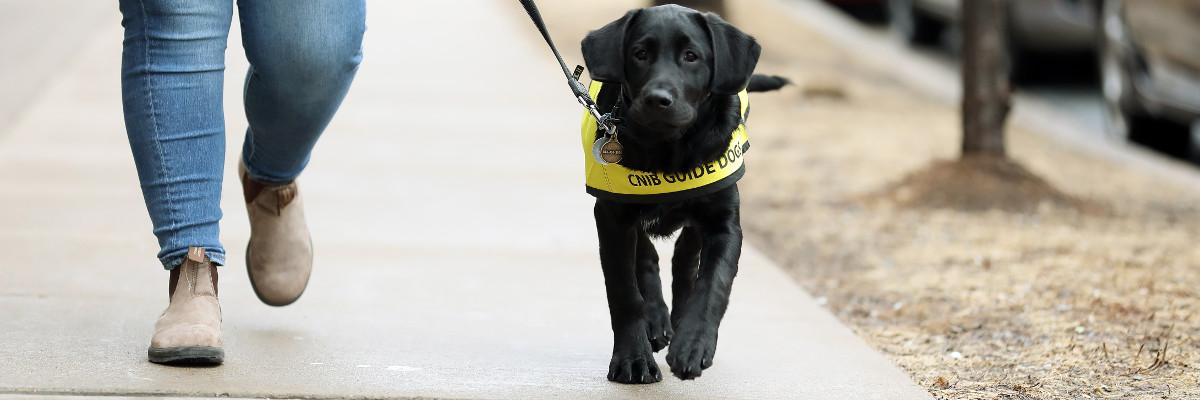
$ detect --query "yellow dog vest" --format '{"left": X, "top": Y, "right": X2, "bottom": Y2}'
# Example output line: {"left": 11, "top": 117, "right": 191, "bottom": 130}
{"left": 582, "top": 81, "right": 750, "bottom": 203}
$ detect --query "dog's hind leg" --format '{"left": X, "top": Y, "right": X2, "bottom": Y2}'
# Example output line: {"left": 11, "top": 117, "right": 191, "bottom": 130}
{"left": 595, "top": 202, "right": 662, "bottom": 384}
{"left": 669, "top": 226, "right": 701, "bottom": 328}
{"left": 636, "top": 232, "right": 672, "bottom": 352}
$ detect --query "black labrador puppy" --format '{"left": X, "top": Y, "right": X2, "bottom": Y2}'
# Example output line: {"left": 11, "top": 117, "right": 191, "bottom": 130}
{"left": 580, "top": 5, "right": 785, "bottom": 384}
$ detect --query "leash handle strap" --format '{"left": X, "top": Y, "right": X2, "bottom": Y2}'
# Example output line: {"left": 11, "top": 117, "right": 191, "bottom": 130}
{"left": 517, "top": 0, "right": 614, "bottom": 132}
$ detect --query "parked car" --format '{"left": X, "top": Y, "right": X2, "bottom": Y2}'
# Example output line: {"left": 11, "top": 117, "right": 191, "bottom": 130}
{"left": 651, "top": 0, "right": 724, "bottom": 14}
{"left": 821, "top": 0, "right": 888, "bottom": 22}
{"left": 887, "top": 0, "right": 1098, "bottom": 79}
{"left": 1100, "top": 0, "right": 1200, "bottom": 160}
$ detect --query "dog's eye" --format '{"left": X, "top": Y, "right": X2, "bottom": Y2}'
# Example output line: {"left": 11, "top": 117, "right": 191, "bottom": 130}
{"left": 683, "top": 51, "right": 698, "bottom": 62}
{"left": 633, "top": 49, "right": 648, "bottom": 61}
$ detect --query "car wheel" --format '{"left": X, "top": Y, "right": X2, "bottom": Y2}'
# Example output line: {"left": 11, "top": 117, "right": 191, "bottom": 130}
{"left": 1189, "top": 121, "right": 1200, "bottom": 164}
{"left": 1006, "top": 41, "right": 1031, "bottom": 85}
{"left": 1098, "top": 0, "right": 1142, "bottom": 141}
{"left": 888, "top": 0, "right": 944, "bottom": 46}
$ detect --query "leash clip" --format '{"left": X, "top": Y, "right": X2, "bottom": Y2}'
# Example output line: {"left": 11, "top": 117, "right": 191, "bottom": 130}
{"left": 579, "top": 96, "right": 617, "bottom": 135}
{"left": 597, "top": 114, "right": 621, "bottom": 137}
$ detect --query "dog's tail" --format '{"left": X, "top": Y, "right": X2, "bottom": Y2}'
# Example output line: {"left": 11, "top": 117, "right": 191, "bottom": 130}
{"left": 747, "top": 74, "right": 790, "bottom": 93}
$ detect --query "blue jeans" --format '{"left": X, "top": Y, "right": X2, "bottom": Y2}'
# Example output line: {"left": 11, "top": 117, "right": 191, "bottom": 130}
{"left": 119, "top": 0, "right": 365, "bottom": 269}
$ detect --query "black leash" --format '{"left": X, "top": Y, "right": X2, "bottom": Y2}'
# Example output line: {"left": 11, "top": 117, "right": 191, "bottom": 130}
{"left": 517, "top": 0, "right": 620, "bottom": 137}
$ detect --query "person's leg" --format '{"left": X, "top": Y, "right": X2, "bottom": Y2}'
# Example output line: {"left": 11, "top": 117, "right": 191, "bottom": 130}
{"left": 235, "top": 0, "right": 365, "bottom": 306}
{"left": 119, "top": 0, "right": 232, "bottom": 365}
{"left": 238, "top": 0, "right": 365, "bottom": 183}
{"left": 120, "top": 0, "right": 232, "bottom": 269}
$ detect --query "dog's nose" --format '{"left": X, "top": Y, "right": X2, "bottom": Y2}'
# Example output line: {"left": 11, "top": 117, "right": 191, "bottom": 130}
{"left": 644, "top": 90, "right": 674, "bottom": 109}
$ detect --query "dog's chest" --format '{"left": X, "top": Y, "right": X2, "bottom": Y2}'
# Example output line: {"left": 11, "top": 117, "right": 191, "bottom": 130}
{"left": 637, "top": 203, "right": 691, "bottom": 237}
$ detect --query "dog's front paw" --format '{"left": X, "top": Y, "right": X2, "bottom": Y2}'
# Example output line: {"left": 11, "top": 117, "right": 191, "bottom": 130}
{"left": 607, "top": 345, "right": 662, "bottom": 384}
{"left": 645, "top": 302, "right": 673, "bottom": 352}
{"left": 665, "top": 325, "right": 718, "bottom": 380}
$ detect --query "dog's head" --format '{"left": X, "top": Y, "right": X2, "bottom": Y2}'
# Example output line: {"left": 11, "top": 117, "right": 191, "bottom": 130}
{"left": 582, "top": 5, "right": 760, "bottom": 142}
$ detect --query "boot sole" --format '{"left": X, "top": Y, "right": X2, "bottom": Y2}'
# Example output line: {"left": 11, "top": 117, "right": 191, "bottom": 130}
{"left": 148, "top": 346, "right": 224, "bottom": 365}
{"left": 245, "top": 239, "right": 312, "bottom": 307}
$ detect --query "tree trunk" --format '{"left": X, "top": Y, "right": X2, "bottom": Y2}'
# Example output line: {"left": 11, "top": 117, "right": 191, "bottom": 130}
{"left": 961, "top": 0, "right": 1011, "bottom": 157}
{"left": 651, "top": 0, "right": 726, "bottom": 15}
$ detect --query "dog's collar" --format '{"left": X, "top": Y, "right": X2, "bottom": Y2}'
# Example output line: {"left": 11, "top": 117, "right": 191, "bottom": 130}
{"left": 581, "top": 81, "right": 750, "bottom": 204}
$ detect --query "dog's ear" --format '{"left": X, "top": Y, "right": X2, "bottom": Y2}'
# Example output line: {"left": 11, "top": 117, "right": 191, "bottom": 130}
{"left": 703, "top": 13, "right": 761, "bottom": 95}
{"left": 582, "top": 10, "right": 640, "bottom": 83}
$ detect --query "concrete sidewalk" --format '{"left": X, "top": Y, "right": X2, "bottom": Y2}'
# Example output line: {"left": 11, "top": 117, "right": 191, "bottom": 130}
{"left": 0, "top": 2, "right": 929, "bottom": 399}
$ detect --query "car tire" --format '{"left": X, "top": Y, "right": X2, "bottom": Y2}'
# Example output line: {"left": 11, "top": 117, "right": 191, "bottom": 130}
{"left": 888, "top": 0, "right": 944, "bottom": 46}
{"left": 1006, "top": 41, "right": 1032, "bottom": 85}
{"left": 1189, "top": 122, "right": 1200, "bottom": 164}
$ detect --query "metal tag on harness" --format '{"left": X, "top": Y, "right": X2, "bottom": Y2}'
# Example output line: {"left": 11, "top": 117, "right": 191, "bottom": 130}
{"left": 600, "top": 137, "right": 624, "bottom": 164}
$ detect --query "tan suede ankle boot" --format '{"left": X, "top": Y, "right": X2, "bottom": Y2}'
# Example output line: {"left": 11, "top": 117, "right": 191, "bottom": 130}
{"left": 148, "top": 247, "right": 223, "bottom": 365}
{"left": 240, "top": 162, "right": 313, "bottom": 307}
